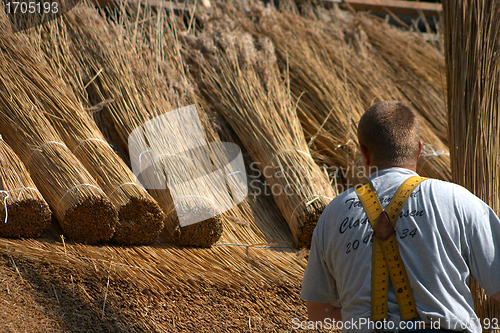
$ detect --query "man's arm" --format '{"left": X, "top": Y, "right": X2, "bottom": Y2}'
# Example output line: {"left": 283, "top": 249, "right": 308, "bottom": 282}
{"left": 307, "top": 301, "right": 342, "bottom": 321}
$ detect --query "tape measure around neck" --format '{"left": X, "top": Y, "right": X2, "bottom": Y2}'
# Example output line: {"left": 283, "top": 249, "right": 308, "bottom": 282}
{"left": 355, "top": 175, "right": 426, "bottom": 322}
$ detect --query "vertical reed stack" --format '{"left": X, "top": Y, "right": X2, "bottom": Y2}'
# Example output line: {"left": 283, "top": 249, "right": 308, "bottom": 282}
{"left": 442, "top": 0, "right": 500, "bottom": 326}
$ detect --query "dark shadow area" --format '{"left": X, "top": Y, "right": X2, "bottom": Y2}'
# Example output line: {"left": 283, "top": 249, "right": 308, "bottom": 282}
{"left": 0, "top": 252, "right": 161, "bottom": 332}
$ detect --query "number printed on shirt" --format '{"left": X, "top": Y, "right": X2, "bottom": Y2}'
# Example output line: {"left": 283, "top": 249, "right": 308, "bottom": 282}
{"left": 345, "top": 228, "right": 418, "bottom": 254}
{"left": 345, "top": 239, "right": 360, "bottom": 254}
{"left": 363, "top": 233, "right": 375, "bottom": 245}
{"left": 400, "top": 228, "right": 417, "bottom": 239}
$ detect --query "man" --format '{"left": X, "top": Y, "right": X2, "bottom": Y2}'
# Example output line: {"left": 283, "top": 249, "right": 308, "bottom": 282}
{"left": 300, "top": 101, "right": 500, "bottom": 332}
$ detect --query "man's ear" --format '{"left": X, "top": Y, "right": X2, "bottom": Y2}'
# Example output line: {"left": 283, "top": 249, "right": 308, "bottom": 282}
{"left": 360, "top": 145, "right": 370, "bottom": 167}
{"left": 417, "top": 140, "right": 423, "bottom": 160}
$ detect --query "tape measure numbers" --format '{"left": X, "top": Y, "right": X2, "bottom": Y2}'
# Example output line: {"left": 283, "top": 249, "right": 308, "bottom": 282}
{"left": 355, "top": 176, "right": 427, "bottom": 322}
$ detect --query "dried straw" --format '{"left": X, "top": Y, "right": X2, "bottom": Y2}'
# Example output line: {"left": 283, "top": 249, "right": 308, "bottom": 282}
{"left": 0, "top": 10, "right": 118, "bottom": 243}
{"left": 51, "top": 4, "right": 223, "bottom": 247}
{"left": 183, "top": 17, "right": 336, "bottom": 247}
{"left": 442, "top": 0, "right": 500, "bottom": 326}
{"left": 115, "top": 3, "right": 296, "bottom": 248}
{"left": 24, "top": 19, "right": 165, "bottom": 245}
{"left": 0, "top": 138, "right": 51, "bottom": 238}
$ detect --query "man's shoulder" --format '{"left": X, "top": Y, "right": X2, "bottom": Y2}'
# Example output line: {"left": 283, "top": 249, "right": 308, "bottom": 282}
{"left": 421, "top": 178, "right": 482, "bottom": 201}
{"left": 417, "top": 178, "right": 492, "bottom": 220}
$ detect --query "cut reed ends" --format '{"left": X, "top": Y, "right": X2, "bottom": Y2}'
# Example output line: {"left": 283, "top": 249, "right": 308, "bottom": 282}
{"left": 22, "top": 136, "right": 117, "bottom": 243}
{"left": 0, "top": 138, "right": 51, "bottom": 238}
{"left": 171, "top": 217, "right": 223, "bottom": 248}
{"left": 72, "top": 141, "right": 165, "bottom": 245}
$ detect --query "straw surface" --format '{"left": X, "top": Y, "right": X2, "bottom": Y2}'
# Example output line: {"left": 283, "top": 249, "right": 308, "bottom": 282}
{"left": 0, "top": 138, "right": 51, "bottom": 238}
{"left": 228, "top": 1, "right": 451, "bottom": 185}
{"left": 0, "top": 1, "right": 469, "bottom": 330}
{"left": 124, "top": 3, "right": 298, "bottom": 250}
{"left": 443, "top": 0, "right": 500, "bottom": 326}
{"left": 54, "top": 4, "right": 224, "bottom": 247}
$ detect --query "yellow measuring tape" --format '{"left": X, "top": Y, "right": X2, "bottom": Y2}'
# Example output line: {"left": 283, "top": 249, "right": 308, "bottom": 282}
{"left": 355, "top": 176, "right": 426, "bottom": 322}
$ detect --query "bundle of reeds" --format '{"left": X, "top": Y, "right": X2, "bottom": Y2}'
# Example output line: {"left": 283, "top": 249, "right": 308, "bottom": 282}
{"left": 44, "top": 4, "right": 223, "bottom": 247}
{"left": 236, "top": 4, "right": 365, "bottom": 186}
{"left": 0, "top": 11, "right": 118, "bottom": 243}
{"left": 120, "top": 5, "right": 295, "bottom": 248}
{"left": 0, "top": 138, "right": 51, "bottom": 238}
{"left": 183, "top": 20, "right": 336, "bottom": 247}
{"left": 24, "top": 19, "right": 165, "bottom": 245}
{"left": 310, "top": 8, "right": 451, "bottom": 180}
{"left": 442, "top": 0, "right": 500, "bottom": 326}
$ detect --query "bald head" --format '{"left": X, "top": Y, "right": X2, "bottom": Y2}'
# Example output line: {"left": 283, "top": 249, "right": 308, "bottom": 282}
{"left": 357, "top": 101, "right": 421, "bottom": 167}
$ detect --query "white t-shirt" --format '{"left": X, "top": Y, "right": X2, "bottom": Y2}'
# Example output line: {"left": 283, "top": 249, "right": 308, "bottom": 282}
{"left": 301, "top": 167, "right": 500, "bottom": 333}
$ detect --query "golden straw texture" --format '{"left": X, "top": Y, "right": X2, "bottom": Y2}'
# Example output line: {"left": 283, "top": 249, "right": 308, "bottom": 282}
{"left": 183, "top": 14, "right": 336, "bottom": 247}
{"left": 54, "top": 4, "right": 222, "bottom": 247}
{"left": 227, "top": 1, "right": 450, "bottom": 184}
{"left": 125, "top": 3, "right": 298, "bottom": 250}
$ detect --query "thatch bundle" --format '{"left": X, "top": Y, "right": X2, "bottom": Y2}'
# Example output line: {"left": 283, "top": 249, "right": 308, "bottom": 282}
{"left": 443, "top": 0, "right": 500, "bottom": 326}
{"left": 235, "top": 3, "right": 365, "bottom": 185}
{"left": 182, "top": 17, "right": 336, "bottom": 247}
{"left": 39, "top": 5, "right": 225, "bottom": 247}
{"left": 22, "top": 20, "right": 165, "bottom": 245}
{"left": 0, "top": 11, "right": 118, "bottom": 243}
{"left": 355, "top": 13, "right": 448, "bottom": 145}
{"left": 0, "top": 138, "right": 51, "bottom": 238}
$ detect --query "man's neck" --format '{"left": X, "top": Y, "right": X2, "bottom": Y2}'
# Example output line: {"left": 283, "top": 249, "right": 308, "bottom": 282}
{"left": 368, "top": 163, "right": 418, "bottom": 176}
